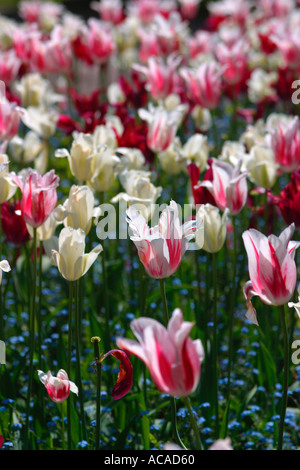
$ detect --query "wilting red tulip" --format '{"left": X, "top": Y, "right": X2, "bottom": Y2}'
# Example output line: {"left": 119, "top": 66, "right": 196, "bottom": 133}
{"left": 37, "top": 369, "right": 78, "bottom": 403}
{"left": 0, "top": 434, "right": 2, "bottom": 449}
{"left": 242, "top": 223, "right": 300, "bottom": 325}
{"left": 126, "top": 200, "right": 203, "bottom": 279}
{"left": 12, "top": 169, "right": 60, "bottom": 228}
{"left": 98, "top": 349, "right": 133, "bottom": 400}
{"left": 116, "top": 308, "right": 204, "bottom": 397}
{"left": 200, "top": 159, "right": 248, "bottom": 215}
{"left": 267, "top": 170, "right": 300, "bottom": 228}
{"left": 1, "top": 200, "right": 30, "bottom": 246}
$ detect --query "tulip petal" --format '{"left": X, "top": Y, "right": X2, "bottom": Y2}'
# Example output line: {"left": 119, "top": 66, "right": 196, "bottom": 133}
{"left": 101, "top": 349, "right": 133, "bottom": 400}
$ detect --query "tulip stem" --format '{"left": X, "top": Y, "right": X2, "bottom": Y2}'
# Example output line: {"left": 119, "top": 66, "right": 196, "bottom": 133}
{"left": 25, "top": 227, "right": 37, "bottom": 449}
{"left": 277, "top": 305, "right": 289, "bottom": 450}
{"left": 212, "top": 252, "right": 219, "bottom": 439}
{"left": 74, "top": 279, "right": 87, "bottom": 442}
{"left": 226, "top": 215, "right": 237, "bottom": 426}
{"left": 183, "top": 396, "right": 202, "bottom": 450}
{"left": 91, "top": 336, "right": 102, "bottom": 451}
{"left": 67, "top": 280, "right": 73, "bottom": 450}
{"left": 159, "top": 278, "right": 186, "bottom": 450}
{"left": 60, "top": 403, "right": 65, "bottom": 450}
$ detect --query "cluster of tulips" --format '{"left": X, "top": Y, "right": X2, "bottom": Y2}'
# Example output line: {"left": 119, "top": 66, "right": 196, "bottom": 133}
{"left": 0, "top": 0, "right": 300, "bottom": 451}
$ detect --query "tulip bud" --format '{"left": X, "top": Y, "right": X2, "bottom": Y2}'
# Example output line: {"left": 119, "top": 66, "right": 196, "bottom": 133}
{"left": 196, "top": 204, "right": 229, "bottom": 253}
{"left": 51, "top": 226, "right": 102, "bottom": 281}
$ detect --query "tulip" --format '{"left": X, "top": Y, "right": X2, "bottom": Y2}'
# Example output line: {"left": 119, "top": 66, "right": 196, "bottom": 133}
{"left": 242, "top": 223, "right": 300, "bottom": 325}
{"left": 126, "top": 200, "right": 203, "bottom": 279}
{"left": 267, "top": 170, "right": 300, "bottom": 228}
{"left": 133, "top": 54, "right": 181, "bottom": 101}
{"left": 63, "top": 185, "right": 101, "bottom": 235}
{"left": 116, "top": 308, "right": 204, "bottom": 397}
{"left": 51, "top": 226, "right": 103, "bottom": 281}
{"left": 197, "top": 204, "right": 229, "bottom": 253}
{"left": 180, "top": 61, "right": 222, "bottom": 110}
{"left": 0, "top": 155, "right": 17, "bottom": 204}
{"left": 112, "top": 169, "right": 162, "bottom": 221}
{"left": 0, "top": 96, "right": 21, "bottom": 142}
{"left": 37, "top": 369, "right": 78, "bottom": 403}
{"left": 55, "top": 132, "right": 96, "bottom": 182}
{"left": 89, "top": 146, "right": 120, "bottom": 193}
{"left": 200, "top": 159, "right": 248, "bottom": 215}
{"left": 138, "top": 104, "right": 184, "bottom": 153}
{"left": 245, "top": 144, "right": 278, "bottom": 189}
{"left": 182, "top": 133, "right": 209, "bottom": 173}
{"left": 268, "top": 115, "right": 300, "bottom": 173}
{"left": 0, "top": 260, "right": 11, "bottom": 285}
{"left": 95, "top": 348, "right": 133, "bottom": 400}
{"left": 12, "top": 169, "right": 59, "bottom": 228}
{"left": 1, "top": 200, "right": 30, "bottom": 247}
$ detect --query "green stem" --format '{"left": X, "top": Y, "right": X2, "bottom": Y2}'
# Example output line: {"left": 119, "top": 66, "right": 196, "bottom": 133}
{"left": 159, "top": 278, "right": 186, "bottom": 449}
{"left": 25, "top": 227, "right": 37, "bottom": 449}
{"left": 227, "top": 216, "right": 237, "bottom": 400}
{"left": 277, "top": 305, "right": 289, "bottom": 451}
{"left": 212, "top": 252, "right": 219, "bottom": 439}
{"left": 183, "top": 396, "right": 202, "bottom": 450}
{"left": 91, "top": 336, "right": 102, "bottom": 451}
{"left": 67, "top": 281, "right": 73, "bottom": 450}
{"left": 61, "top": 403, "right": 65, "bottom": 451}
{"left": 74, "top": 279, "right": 87, "bottom": 442}
{"left": 38, "top": 240, "right": 43, "bottom": 369}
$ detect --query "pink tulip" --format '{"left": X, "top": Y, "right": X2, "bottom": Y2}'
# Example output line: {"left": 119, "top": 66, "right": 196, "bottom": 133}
{"left": 12, "top": 169, "right": 59, "bottom": 228}
{"left": 0, "top": 49, "right": 21, "bottom": 85}
{"left": 0, "top": 96, "right": 21, "bottom": 143}
{"left": 116, "top": 308, "right": 204, "bottom": 397}
{"left": 180, "top": 61, "right": 222, "bottom": 109}
{"left": 138, "top": 104, "right": 183, "bottom": 152}
{"left": 126, "top": 200, "right": 203, "bottom": 279}
{"left": 37, "top": 369, "right": 78, "bottom": 403}
{"left": 133, "top": 54, "right": 181, "bottom": 101}
{"left": 242, "top": 223, "right": 300, "bottom": 325}
{"left": 200, "top": 159, "right": 248, "bottom": 215}
{"left": 269, "top": 116, "right": 300, "bottom": 173}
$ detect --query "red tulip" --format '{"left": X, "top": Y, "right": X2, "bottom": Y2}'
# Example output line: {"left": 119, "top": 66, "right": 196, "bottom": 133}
{"left": 99, "top": 349, "right": 133, "bottom": 400}
{"left": 267, "top": 170, "right": 300, "bottom": 228}
{"left": 1, "top": 200, "right": 30, "bottom": 246}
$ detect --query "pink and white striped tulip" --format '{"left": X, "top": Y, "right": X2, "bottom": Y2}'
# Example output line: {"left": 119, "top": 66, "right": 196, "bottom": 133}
{"left": 138, "top": 104, "right": 184, "bottom": 153}
{"left": 180, "top": 61, "right": 222, "bottom": 110}
{"left": 242, "top": 223, "right": 300, "bottom": 325}
{"left": 133, "top": 54, "right": 181, "bottom": 101}
{"left": 126, "top": 200, "right": 203, "bottom": 279}
{"left": 269, "top": 115, "right": 300, "bottom": 173}
{"left": 116, "top": 308, "right": 204, "bottom": 397}
{"left": 37, "top": 369, "right": 78, "bottom": 403}
{"left": 12, "top": 168, "right": 59, "bottom": 228}
{"left": 200, "top": 159, "right": 248, "bottom": 215}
